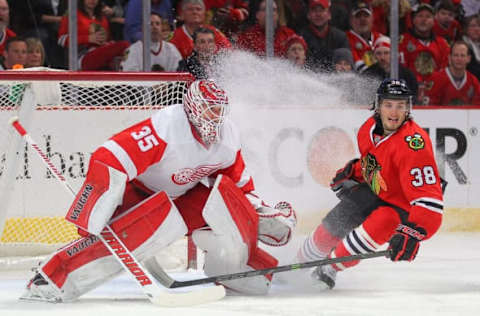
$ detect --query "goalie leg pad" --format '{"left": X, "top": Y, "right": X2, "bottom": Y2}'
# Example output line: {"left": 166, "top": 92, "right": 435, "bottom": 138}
{"left": 194, "top": 175, "right": 278, "bottom": 295}
{"left": 66, "top": 160, "right": 127, "bottom": 235}
{"left": 23, "top": 191, "right": 187, "bottom": 302}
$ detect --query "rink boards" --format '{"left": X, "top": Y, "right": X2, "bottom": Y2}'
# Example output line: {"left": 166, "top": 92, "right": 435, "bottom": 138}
{"left": 1, "top": 106, "right": 479, "bottom": 232}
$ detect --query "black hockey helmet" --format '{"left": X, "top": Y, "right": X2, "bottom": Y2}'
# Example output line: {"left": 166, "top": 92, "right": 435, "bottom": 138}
{"left": 374, "top": 78, "right": 414, "bottom": 113}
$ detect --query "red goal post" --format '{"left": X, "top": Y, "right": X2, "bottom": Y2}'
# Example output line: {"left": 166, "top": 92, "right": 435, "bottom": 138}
{"left": 0, "top": 69, "right": 197, "bottom": 270}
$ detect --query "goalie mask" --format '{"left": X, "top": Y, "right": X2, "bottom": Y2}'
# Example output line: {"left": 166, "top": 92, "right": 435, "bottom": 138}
{"left": 373, "top": 78, "right": 414, "bottom": 117}
{"left": 184, "top": 79, "right": 229, "bottom": 145}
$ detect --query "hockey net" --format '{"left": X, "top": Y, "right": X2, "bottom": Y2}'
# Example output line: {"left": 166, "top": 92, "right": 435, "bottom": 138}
{"left": 0, "top": 68, "right": 196, "bottom": 270}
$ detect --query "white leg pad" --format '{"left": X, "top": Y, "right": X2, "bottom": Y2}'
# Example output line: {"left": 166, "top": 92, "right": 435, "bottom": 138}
{"left": 23, "top": 192, "right": 187, "bottom": 302}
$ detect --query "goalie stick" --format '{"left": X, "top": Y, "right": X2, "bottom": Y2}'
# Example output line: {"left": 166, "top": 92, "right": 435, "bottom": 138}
{"left": 9, "top": 117, "right": 225, "bottom": 307}
{"left": 146, "top": 250, "right": 391, "bottom": 288}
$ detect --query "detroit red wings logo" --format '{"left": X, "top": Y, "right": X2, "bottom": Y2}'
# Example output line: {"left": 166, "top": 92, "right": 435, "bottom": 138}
{"left": 172, "top": 163, "right": 223, "bottom": 185}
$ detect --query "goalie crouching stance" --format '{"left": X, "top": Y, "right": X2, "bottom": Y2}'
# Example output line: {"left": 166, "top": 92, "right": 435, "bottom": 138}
{"left": 22, "top": 79, "right": 296, "bottom": 302}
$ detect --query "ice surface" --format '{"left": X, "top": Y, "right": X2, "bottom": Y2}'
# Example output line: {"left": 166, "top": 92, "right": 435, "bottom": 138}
{"left": 1, "top": 233, "right": 479, "bottom": 316}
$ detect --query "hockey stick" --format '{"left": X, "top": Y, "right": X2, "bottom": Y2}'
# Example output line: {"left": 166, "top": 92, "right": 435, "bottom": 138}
{"left": 146, "top": 249, "right": 391, "bottom": 288}
{"left": 9, "top": 117, "right": 225, "bottom": 307}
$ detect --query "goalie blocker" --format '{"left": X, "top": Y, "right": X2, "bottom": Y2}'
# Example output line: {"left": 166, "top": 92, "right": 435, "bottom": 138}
{"left": 23, "top": 164, "right": 296, "bottom": 301}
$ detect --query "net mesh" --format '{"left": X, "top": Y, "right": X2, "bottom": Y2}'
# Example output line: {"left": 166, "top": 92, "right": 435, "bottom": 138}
{"left": 0, "top": 70, "right": 194, "bottom": 265}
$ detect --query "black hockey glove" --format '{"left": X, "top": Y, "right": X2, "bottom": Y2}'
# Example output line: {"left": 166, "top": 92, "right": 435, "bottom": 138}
{"left": 388, "top": 224, "right": 426, "bottom": 262}
{"left": 330, "top": 158, "right": 359, "bottom": 197}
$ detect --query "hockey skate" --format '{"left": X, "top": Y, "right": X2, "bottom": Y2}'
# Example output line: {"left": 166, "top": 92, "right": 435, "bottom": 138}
{"left": 311, "top": 264, "right": 337, "bottom": 290}
{"left": 20, "top": 272, "right": 62, "bottom": 303}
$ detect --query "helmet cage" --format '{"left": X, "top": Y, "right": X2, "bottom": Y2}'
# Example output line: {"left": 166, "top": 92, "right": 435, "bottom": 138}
{"left": 184, "top": 80, "right": 229, "bottom": 145}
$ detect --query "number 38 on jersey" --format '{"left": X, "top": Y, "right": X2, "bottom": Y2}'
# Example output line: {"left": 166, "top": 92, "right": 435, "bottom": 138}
{"left": 410, "top": 166, "right": 437, "bottom": 187}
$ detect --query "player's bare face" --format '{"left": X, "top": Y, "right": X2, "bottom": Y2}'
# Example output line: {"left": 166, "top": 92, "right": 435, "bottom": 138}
{"left": 379, "top": 99, "right": 408, "bottom": 135}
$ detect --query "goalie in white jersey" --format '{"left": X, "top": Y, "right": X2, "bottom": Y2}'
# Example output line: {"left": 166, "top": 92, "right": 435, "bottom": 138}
{"left": 23, "top": 79, "right": 296, "bottom": 302}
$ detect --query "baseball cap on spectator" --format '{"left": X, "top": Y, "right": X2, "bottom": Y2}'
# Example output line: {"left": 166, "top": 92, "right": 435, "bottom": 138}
{"left": 333, "top": 48, "right": 354, "bottom": 67}
{"left": 373, "top": 36, "right": 391, "bottom": 51}
{"left": 351, "top": 1, "right": 372, "bottom": 16}
{"left": 309, "top": 0, "right": 330, "bottom": 9}
{"left": 411, "top": 3, "right": 434, "bottom": 17}
{"left": 281, "top": 34, "right": 308, "bottom": 56}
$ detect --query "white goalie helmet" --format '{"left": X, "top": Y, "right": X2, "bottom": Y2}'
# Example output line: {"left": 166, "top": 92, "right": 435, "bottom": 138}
{"left": 184, "top": 79, "right": 230, "bottom": 145}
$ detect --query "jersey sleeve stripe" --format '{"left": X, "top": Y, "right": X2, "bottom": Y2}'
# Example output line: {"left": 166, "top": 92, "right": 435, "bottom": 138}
{"left": 411, "top": 197, "right": 444, "bottom": 214}
{"left": 101, "top": 140, "right": 138, "bottom": 180}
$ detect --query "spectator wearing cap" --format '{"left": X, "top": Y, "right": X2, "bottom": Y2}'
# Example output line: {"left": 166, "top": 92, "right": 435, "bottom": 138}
{"left": 0, "top": 0, "right": 16, "bottom": 56}
{"left": 463, "top": 14, "right": 480, "bottom": 80}
{"left": 170, "top": 0, "right": 231, "bottom": 59}
{"left": 332, "top": 47, "right": 354, "bottom": 72}
{"left": 237, "top": 0, "right": 296, "bottom": 57}
{"left": 346, "top": 1, "right": 384, "bottom": 73}
{"left": 425, "top": 40, "right": 480, "bottom": 105}
{"left": 399, "top": 3, "right": 450, "bottom": 102}
{"left": 281, "top": 34, "right": 308, "bottom": 68}
{"left": 362, "top": 36, "right": 418, "bottom": 102}
{"left": 297, "top": 0, "right": 349, "bottom": 72}
{"left": 433, "top": 0, "right": 462, "bottom": 45}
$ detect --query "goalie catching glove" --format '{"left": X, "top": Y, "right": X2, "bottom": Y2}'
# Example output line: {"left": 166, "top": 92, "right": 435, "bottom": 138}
{"left": 257, "top": 201, "right": 296, "bottom": 247}
{"left": 388, "top": 224, "right": 426, "bottom": 262}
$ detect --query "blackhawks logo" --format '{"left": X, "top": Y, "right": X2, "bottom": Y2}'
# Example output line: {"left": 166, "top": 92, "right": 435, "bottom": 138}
{"left": 361, "top": 153, "right": 387, "bottom": 195}
{"left": 405, "top": 133, "right": 425, "bottom": 151}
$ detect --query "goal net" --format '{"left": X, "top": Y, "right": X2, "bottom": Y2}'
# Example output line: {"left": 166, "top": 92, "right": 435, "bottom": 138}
{"left": 0, "top": 68, "right": 196, "bottom": 270}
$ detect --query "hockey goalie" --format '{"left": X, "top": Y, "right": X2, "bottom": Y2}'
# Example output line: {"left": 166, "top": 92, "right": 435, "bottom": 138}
{"left": 22, "top": 79, "right": 296, "bottom": 302}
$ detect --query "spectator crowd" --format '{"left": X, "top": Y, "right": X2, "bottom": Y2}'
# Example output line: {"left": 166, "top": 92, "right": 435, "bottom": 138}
{"left": 2, "top": 0, "right": 480, "bottom": 105}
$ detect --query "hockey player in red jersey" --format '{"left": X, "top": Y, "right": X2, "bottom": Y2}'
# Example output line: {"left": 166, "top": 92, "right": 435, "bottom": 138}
{"left": 296, "top": 79, "right": 444, "bottom": 289}
{"left": 22, "top": 79, "right": 296, "bottom": 302}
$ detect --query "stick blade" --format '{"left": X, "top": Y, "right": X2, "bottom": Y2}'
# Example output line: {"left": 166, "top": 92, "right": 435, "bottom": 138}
{"left": 150, "top": 285, "right": 226, "bottom": 307}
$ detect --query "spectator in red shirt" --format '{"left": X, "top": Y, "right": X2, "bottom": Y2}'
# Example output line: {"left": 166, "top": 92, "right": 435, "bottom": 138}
{"left": 399, "top": 3, "right": 450, "bottom": 104}
{"left": 170, "top": 0, "right": 231, "bottom": 59}
{"left": 58, "top": 0, "right": 130, "bottom": 70}
{"left": 0, "top": 0, "right": 16, "bottom": 55}
{"left": 346, "top": 1, "right": 384, "bottom": 73}
{"left": 433, "top": 0, "right": 461, "bottom": 45}
{"left": 426, "top": 40, "right": 480, "bottom": 105}
{"left": 236, "top": 0, "right": 296, "bottom": 57}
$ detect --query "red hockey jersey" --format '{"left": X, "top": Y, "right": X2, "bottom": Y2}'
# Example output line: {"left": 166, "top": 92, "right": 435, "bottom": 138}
{"left": 346, "top": 30, "right": 383, "bottom": 72}
{"left": 426, "top": 68, "right": 480, "bottom": 105}
{"left": 399, "top": 32, "right": 450, "bottom": 83}
{"left": 351, "top": 116, "right": 443, "bottom": 237}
